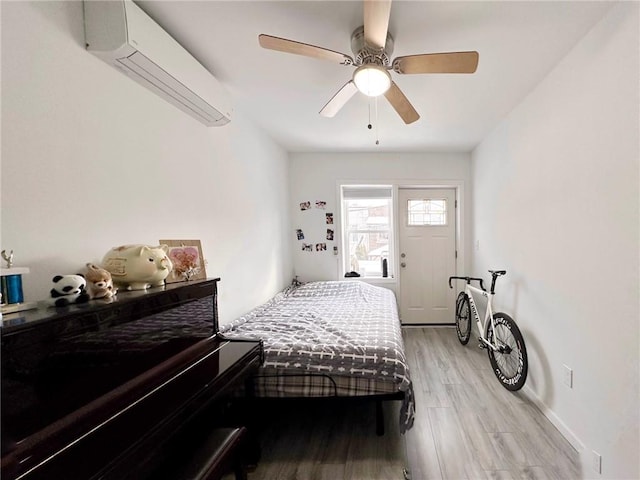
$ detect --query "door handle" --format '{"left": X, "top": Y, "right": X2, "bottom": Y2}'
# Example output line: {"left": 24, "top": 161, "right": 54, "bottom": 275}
{"left": 401, "top": 262, "right": 406, "bottom": 268}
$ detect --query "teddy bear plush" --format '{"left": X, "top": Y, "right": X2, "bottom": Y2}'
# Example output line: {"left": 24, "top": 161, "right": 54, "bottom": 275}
{"left": 49, "top": 274, "right": 91, "bottom": 307}
{"left": 85, "top": 263, "right": 117, "bottom": 300}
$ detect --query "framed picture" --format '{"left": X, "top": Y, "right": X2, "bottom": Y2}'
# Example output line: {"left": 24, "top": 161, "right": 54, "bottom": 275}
{"left": 159, "top": 239, "right": 207, "bottom": 283}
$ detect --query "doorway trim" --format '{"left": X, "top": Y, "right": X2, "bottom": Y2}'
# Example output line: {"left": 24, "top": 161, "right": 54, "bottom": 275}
{"left": 395, "top": 180, "right": 467, "bottom": 325}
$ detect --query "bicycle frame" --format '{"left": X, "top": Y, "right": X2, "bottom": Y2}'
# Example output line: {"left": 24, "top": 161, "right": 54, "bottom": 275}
{"left": 450, "top": 270, "right": 528, "bottom": 391}
{"left": 465, "top": 283, "right": 500, "bottom": 352}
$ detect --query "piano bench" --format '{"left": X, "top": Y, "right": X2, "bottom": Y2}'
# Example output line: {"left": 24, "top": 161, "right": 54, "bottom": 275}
{"left": 162, "top": 427, "right": 249, "bottom": 480}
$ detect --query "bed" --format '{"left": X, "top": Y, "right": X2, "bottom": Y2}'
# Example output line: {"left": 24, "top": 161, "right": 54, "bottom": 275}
{"left": 219, "top": 280, "right": 415, "bottom": 433}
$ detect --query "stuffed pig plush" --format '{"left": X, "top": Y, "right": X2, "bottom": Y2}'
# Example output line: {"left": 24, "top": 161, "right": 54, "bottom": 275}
{"left": 102, "top": 244, "right": 173, "bottom": 290}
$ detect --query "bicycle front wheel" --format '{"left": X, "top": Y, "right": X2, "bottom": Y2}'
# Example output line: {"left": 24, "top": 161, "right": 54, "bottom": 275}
{"left": 455, "top": 292, "right": 471, "bottom": 345}
{"left": 485, "top": 313, "right": 528, "bottom": 391}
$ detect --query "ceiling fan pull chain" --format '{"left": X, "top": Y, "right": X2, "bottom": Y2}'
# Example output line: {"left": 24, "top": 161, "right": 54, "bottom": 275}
{"left": 375, "top": 96, "right": 380, "bottom": 145}
{"left": 367, "top": 97, "right": 373, "bottom": 130}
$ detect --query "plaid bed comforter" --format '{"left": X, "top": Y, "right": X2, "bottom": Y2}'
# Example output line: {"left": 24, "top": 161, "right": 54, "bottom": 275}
{"left": 220, "top": 280, "right": 415, "bottom": 433}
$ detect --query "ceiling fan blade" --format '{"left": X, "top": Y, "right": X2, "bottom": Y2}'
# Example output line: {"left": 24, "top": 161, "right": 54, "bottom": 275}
{"left": 384, "top": 82, "right": 420, "bottom": 124}
{"left": 393, "top": 51, "right": 479, "bottom": 74}
{"left": 319, "top": 81, "right": 358, "bottom": 117}
{"left": 259, "top": 34, "right": 353, "bottom": 65}
{"left": 363, "top": 0, "right": 392, "bottom": 50}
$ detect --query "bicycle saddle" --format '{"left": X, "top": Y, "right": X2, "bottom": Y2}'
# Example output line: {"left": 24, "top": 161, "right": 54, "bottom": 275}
{"left": 489, "top": 270, "right": 507, "bottom": 276}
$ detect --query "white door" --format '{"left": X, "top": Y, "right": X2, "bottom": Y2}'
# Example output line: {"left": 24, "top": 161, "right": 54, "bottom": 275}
{"left": 398, "top": 188, "right": 456, "bottom": 324}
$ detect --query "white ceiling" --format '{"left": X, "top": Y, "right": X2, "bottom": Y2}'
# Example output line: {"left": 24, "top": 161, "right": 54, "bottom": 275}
{"left": 137, "top": 1, "right": 613, "bottom": 153}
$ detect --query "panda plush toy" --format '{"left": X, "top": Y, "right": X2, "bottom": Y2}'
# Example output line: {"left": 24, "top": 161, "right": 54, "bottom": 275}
{"left": 49, "top": 274, "right": 91, "bottom": 307}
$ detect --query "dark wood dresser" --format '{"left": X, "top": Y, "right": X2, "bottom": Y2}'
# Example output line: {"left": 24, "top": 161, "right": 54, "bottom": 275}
{"left": 1, "top": 278, "right": 262, "bottom": 480}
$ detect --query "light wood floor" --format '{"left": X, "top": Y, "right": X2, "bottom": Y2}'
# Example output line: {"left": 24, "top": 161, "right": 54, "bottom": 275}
{"left": 242, "top": 327, "right": 580, "bottom": 480}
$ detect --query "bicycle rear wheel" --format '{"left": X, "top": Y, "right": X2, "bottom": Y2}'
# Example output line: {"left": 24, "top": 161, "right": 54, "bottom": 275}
{"left": 485, "top": 313, "right": 528, "bottom": 391}
{"left": 455, "top": 292, "right": 471, "bottom": 345}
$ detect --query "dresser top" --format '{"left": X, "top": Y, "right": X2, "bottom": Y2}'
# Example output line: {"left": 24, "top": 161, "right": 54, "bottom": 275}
{"left": 1, "top": 278, "right": 220, "bottom": 335}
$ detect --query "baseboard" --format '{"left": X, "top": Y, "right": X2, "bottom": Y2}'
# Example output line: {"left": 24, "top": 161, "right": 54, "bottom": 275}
{"left": 520, "top": 386, "right": 603, "bottom": 477}
{"left": 521, "top": 384, "right": 584, "bottom": 452}
{"left": 401, "top": 323, "right": 455, "bottom": 328}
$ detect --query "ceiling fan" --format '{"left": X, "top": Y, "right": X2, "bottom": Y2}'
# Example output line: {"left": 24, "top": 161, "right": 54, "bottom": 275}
{"left": 258, "top": 0, "right": 479, "bottom": 125}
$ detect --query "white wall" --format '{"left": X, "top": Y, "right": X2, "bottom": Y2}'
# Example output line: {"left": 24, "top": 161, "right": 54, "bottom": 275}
{"left": 0, "top": 1, "right": 293, "bottom": 325}
{"left": 471, "top": 3, "right": 639, "bottom": 478}
{"left": 290, "top": 152, "right": 471, "bottom": 288}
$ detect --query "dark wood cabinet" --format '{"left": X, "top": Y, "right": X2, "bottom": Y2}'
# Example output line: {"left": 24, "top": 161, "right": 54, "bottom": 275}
{"left": 1, "top": 279, "right": 262, "bottom": 480}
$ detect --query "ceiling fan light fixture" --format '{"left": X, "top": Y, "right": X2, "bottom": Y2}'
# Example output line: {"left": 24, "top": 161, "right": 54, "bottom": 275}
{"left": 353, "top": 64, "right": 391, "bottom": 97}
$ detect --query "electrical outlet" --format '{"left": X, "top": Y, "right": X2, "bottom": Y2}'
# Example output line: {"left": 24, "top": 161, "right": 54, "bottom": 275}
{"left": 563, "top": 364, "right": 573, "bottom": 388}
{"left": 592, "top": 451, "right": 602, "bottom": 474}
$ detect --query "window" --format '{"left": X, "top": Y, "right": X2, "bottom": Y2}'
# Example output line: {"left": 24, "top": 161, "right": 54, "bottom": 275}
{"left": 341, "top": 186, "right": 393, "bottom": 278}
{"left": 407, "top": 199, "right": 447, "bottom": 226}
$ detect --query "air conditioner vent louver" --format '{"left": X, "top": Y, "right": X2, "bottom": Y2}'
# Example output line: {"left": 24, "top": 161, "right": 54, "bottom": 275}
{"left": 118, "top": 52, "right": 225, "bottom": 125}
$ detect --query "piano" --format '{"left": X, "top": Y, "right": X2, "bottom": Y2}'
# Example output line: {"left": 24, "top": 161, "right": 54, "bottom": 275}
{"left": 1, "top": 278, "right": 262, "bottom": 480}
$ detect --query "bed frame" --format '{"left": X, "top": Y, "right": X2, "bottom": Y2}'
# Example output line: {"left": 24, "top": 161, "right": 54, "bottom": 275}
{"left": 220, "top": 281, "right": 415, "bottom": 435}
{"left": 244, "top": 372, "right": 406, "bottom": 435}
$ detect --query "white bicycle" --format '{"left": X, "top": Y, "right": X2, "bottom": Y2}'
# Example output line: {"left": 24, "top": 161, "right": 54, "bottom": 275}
{"left": 448, "top": 270, "right": 528, "bottom": 391}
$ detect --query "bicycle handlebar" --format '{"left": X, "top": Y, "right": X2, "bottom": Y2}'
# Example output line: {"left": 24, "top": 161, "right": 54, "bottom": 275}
{"left": 449, "top": 270, "right": 507, "bottom": 294}
{"left": 448, "top": 276, "right": 485, "bottom": 291}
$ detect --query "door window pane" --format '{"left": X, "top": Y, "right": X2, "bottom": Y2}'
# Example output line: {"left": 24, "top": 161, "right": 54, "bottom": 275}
{"left": 408, "top": 199, "right": 447, "bottom": 226}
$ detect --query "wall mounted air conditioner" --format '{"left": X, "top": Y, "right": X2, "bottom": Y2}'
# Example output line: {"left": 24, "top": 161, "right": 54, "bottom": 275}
{"left": 84, "top": 0, "right": 232, "bottom": 126}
